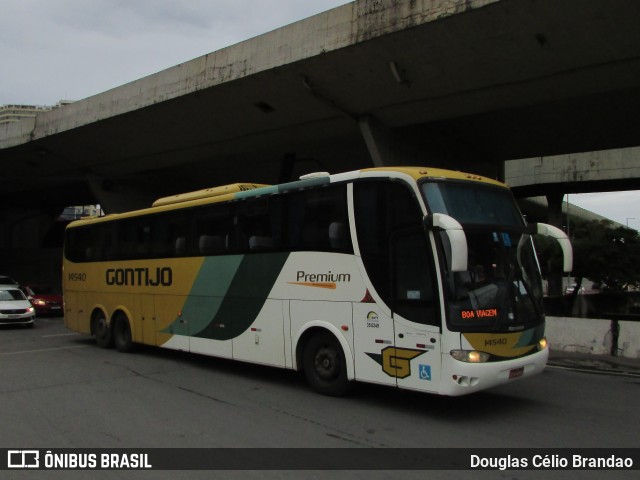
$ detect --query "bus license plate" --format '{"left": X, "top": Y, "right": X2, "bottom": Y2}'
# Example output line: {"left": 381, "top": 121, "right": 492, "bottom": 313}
{"left": 509, "top": 367, "right": 524, "bottom": 379}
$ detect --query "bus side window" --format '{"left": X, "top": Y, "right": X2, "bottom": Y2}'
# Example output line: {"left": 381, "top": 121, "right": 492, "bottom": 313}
{"left": 392, "top": 230, "right": 439, "bottom": 325}
{"left": 145, "top": 212, "right": 183, "bottom": 258}
{"left": 151, "top": 212, "right": 191, "bottom": 258}
{"left": 65, "top": 227, "right": 90, "bottom": 263}
{"left": 286, "top": 186, "right": 351, "bottom": 253}
{"left": 234, "top": 196, "right": 281, "bottom": 253}
{"left": 193, "top": 204, "right": 233, "bottom": 255}
{"left": 114, "top": 218, "right": 152, "bottom": 260}
{"left": 328, "top": 221, "right": 348, "bottom": 250}
{"left": 100, "top": 226, "right": 116, "bottom": 261}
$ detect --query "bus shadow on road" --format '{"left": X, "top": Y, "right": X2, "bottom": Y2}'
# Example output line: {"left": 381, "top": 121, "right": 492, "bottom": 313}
{"left": 350, "top": 381, "right": 544, "bottom": 421}
{"left": 74, "top": 337, "right": 544, "bottom": 422}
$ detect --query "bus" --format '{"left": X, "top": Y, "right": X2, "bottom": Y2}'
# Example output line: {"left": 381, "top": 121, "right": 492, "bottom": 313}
{"left": 62, "top": 166, "right": 572, "bottom": 396}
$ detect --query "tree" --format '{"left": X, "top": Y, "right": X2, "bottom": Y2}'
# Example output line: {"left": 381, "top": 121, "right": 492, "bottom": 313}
{"left": 571, "top": 219, "right": 640, "bottom": 292}
{"left": 535, "top": 218, "right": 640, "bottom": 294}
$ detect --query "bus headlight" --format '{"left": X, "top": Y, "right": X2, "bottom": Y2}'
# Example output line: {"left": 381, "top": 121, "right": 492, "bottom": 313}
{"left": 450, "top": 350, "right": 490, "bottom": 363}
{"left": 538, "top": 337, "right": 548, "bottom": 351}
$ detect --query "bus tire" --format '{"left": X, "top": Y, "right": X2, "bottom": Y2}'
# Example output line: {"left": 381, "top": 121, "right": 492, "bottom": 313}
{"left": 93, "top": 312, "right": 113, "bottom": 348}
{"left": 303, "top": 331, "right": 350, "bottom": 397}
{"left": 113, "top": 313, "right": 135, "bottom": 353}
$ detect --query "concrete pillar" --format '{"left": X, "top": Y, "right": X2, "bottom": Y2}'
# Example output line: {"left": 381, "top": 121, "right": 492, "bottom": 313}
{"left": 546, "top": 192, "right": 565, "bottom": 297}
{"left": 358, "top": 115, "right": 500, "bottom": 178}
{"left": 358, "top": 115, "right": 401, "bottom": 167}
{"left": 546, "top": 192, "right": 564, "bottom": 230}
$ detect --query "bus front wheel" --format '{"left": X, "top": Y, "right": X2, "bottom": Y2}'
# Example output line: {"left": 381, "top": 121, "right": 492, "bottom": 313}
{"left": 113, "top": 314, "right": 135, "bottom": 353}
{"left": 303, "top": 331, "right": 350, "bottom": 397}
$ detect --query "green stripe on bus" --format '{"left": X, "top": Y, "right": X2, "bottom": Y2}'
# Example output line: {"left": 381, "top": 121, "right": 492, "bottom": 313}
{"left": 234, "top": 185, "right": 279, "bottom": 199}
{"left": 277, "top": 176, "right": 330, "bottom": 193}
{"left": 161, "top": 255, "right": 244, "bottom": 336}
{"left": 190, "top": 252, "right": 290, "bottom": 341}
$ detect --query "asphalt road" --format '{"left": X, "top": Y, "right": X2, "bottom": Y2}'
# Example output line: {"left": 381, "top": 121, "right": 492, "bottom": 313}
{"left": 1, "top": 317, "right": 638, "bottom": 480}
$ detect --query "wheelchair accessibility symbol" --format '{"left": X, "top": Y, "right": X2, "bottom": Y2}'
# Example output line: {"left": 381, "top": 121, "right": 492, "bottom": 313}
{"left": 419, "top": 364, "right": 432, "bottom": 381}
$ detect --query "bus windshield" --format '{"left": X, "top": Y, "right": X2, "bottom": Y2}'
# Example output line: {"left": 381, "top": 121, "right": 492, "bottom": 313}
{"left": 422, "top": 182, "right": 544, "bottom": 332}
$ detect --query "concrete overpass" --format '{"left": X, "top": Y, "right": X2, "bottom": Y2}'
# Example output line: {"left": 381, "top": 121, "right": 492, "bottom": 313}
{"left": 506, "top": 146, "right": 640, "bottom": 227}
{"left": 2, "top": 0, "right": 640, "bottom": 263}
{"left": 507, "top": 147, "right": 640, "bottom": 198}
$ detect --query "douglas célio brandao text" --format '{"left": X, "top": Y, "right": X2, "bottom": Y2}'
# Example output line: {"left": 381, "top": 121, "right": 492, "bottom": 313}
{"left": 470, "top": 453, "right": 634, "bottom": 470}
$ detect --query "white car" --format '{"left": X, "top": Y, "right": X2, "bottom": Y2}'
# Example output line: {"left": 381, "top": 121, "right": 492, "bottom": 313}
{"left": 0, "top": 287, "right": 35, "bottom": 327}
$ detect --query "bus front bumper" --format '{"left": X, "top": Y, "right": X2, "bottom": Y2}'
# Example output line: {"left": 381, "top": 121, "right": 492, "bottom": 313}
{"left": 439, "top": 347, "right": 549, "bottom": 396}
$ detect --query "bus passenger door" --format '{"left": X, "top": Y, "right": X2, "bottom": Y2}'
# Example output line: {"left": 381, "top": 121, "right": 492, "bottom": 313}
{"left": 351, "top": 180, "right": 441, "bottom": 390}
{"left": 393, "top": 318, "right": 441, "bottom": 392}
{"left": 391, "top": 229, "right": 442, "bottom": 392}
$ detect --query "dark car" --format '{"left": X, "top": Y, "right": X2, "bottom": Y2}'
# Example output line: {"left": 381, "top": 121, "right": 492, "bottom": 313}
{"left": 20, "top": 285, "right": 64, "bottom": 317}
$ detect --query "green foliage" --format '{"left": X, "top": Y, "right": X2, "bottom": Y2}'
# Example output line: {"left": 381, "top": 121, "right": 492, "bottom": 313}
{"left": 534, "top": 218, "right": 640, "bottom": 293}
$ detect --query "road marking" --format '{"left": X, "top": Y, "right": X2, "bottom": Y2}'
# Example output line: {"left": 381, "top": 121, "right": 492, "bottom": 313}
{"left": 0, "top": 345, "right": 90, "bottom": 356}
{"left": 547, "top": 364, "right": 640, "bottom": 378}
{"left": 41, "top": 333, "right": 81, "bottom": 338}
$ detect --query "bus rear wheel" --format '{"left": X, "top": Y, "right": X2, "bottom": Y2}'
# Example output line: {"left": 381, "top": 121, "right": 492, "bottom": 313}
{"left": 303, "top": 331, "right": 350, "bottom": 397}
{"left": 113, "top": 314, "right": 135, "bottom": 353}
{"left": 93, "top": 312, "right": 113, "bottom": 348}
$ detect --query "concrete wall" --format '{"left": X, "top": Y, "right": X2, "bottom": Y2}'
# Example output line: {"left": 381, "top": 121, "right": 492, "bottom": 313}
{"left": 546, "top": 316, "right": 640, "bottom": 359}
{"left": 619, "top": 321, "right": 640, "bottom": 359}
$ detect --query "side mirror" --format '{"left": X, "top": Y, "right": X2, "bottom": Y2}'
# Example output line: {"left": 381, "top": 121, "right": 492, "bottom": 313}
{"left": 424, "top": 213, "right": 468, "bottom": 272}
{"left": 528, "top": 222, "right": 573, "bottom": 273}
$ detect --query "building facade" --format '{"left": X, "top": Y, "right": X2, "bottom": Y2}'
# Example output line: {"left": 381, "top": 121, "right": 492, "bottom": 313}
{"left": 0, "top": 101, "right": 73, "bottom": 125}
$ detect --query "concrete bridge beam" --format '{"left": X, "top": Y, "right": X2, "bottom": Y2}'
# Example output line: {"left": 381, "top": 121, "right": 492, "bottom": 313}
{"left": 506, "top": 146, "right": 640, "bottom": 197}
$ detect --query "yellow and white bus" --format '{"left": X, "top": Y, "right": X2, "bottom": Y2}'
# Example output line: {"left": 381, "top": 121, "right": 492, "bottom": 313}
{"left": 63, "top": 167, "right": 572, "bottom": 396}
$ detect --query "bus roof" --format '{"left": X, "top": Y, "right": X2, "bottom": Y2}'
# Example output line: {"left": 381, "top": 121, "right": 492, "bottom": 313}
{"left": 152, "top": 183, "right": 269, "bottom": 207}
{"left": 362, "top": 166, "right": 505, "bottom": 186}
{"left": 67, "top": 166, "right": 507, "bottom": 228}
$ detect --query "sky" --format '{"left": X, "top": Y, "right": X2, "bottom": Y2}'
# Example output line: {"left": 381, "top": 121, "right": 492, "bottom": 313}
{"left": 568, "top": 191, "right": 638, "bottom": 230}
{"left": 0, "top": 0, "right": 350, "bottom": 105}
{"left": 1, "top": 0, "right": 637, "bottom": 229}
